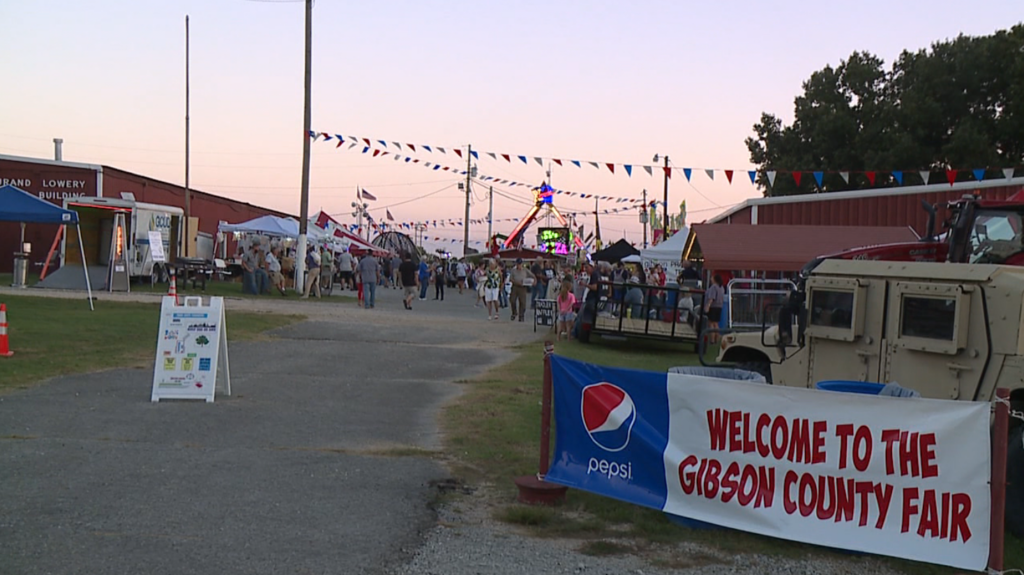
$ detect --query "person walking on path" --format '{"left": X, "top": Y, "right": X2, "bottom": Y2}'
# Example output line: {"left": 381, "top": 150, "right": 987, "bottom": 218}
{"left": 357, "top": 252, "right": 381, "bottom": 309}
{"left": 399, "top": 252, "right": 419, "bottom": 310}
{"left": 417, "top": 258, "right": 431, "bottom": 300}
{"left": 337, "top": 248, "right": 355, "bottom": 290}
{"left": 556, "top": 279, "right": 577, "bottom": 341}
{"left": 391, "top": 253, "right": 403, "bottom": 289}
{"left": 529, "top": 260, "right": 546, "bottom": 309}
{"left": 484, "top": 259, "right": 502, "bottom": 320}
{"left": 473, "top": 262, "right": 487, "bottom": 308}
{"left": 432, "top": 261, "right": 446, "bottom": 301}
{"left": 509, "top": 258, "right": 535, "bottom": 322}
{"left": 703, "top": 274, "right": 726, "bottom": 344}
{"left": 456, "top": 259, "right": 468, "bottom": 294}
{"left": 301, "top": 244, "right": 321, "bottom": 299}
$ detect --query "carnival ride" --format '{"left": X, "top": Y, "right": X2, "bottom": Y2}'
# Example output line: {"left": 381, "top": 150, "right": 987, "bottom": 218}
{"left": 502, "top": 183, "right": 585, "bottom": 251}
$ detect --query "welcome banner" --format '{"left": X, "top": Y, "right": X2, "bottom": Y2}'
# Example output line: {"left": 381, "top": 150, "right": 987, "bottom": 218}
{"left": 546, "top": 356, "right": 992, "bottom": 571}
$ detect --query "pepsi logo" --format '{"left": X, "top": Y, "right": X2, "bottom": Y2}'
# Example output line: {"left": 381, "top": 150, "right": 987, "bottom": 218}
{"left": 581, "top": 382, "right": 636, "bottom": 452}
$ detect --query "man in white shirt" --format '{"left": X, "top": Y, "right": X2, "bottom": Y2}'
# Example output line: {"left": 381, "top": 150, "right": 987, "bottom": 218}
{"left": 265, "top": 246, "right": 287, "bottom": 295}
{"left": 338, "top": 248, "right": 354, "bottom": 290}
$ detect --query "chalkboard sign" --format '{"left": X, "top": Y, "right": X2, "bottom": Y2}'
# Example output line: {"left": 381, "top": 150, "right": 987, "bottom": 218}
{"left": 534, "top": 299, "right": 556, "bottom": 332}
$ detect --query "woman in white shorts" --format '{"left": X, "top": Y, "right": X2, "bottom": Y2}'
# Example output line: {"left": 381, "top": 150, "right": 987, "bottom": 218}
{"left": 483, "top": 259, "right": 503, "bottom": 320}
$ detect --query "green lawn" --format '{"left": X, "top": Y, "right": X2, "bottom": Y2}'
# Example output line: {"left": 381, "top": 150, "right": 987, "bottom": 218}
{"left": 0, "top": 295, "right": 303, "bottom": 391}
{"left": 443, "top": 338, "right": 1023, "bottom": 574}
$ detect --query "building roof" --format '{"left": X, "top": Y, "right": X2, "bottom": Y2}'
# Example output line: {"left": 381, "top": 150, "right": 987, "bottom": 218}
{"left": 684, "top": 224, "right": 920, "bottom": 272}
{"left": 707, "top": 176, "right": 1024, "bottom": 224}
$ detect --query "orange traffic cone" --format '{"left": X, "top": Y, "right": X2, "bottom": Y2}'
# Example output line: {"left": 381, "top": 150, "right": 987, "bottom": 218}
{"left": 0, "top": 303, "right": 13, "bottom": 357}
{"left": 168, "top": 268, "right": 179, "bottom": 305}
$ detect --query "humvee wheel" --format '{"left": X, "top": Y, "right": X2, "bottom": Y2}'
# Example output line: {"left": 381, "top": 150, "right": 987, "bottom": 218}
{"left": 738, "top": 361, "right": 773, "bottom": 384}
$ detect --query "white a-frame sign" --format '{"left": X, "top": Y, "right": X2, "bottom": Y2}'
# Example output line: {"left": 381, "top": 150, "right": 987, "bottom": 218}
{"left": 151, "top": 296, "right": 231, "bottom": 402}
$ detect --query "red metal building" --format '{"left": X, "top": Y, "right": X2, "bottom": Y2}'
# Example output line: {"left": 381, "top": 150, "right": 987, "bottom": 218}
{"left": 709, "top": 177, "right": 1024, "bottom": 234}
{"left": 0, "top": 154, "right": 293, "bottom": 273}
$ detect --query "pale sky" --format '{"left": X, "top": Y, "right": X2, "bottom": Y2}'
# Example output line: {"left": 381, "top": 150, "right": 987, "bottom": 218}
{"left": 2, "top": 0, "right": 1021, "bottom": 252}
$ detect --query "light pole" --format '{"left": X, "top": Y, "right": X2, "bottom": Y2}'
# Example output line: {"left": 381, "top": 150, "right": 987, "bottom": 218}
{"left": 640, "top": 188, "right": 648, "bottom": 249}
{"left": 296, "top": 0, "right": 313, "bottom": 293}
{"left": 653, "top": 154, "right": 669, "bottom": 240}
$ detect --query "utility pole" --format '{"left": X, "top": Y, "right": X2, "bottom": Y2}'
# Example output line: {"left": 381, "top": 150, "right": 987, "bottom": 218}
{"left": 594, "top": 196, "right": 602, "bottom": 251}
{"left": 662, "top": 155, "right": 670, "bottom": 239}
{"left": 463, "top": 145, "right": 472, "bottom": 256}
{"left": 641, "top": 188, "right": 648, "bottom": 249}
{"left": 295, "top": 0, "right": 313, "bottom": 293}
{"left": 183, "top": 15, "right": 191, "bottom": 258}
{"left": 487, "top": 185, "right": 493, "bottom": 242}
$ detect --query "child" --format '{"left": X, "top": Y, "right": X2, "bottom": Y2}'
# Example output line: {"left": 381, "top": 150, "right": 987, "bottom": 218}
{"left": 556, "top": 279, "right": 577, "bottom": 341}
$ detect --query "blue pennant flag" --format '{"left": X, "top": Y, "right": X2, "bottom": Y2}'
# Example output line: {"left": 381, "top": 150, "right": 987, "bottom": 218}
{"left": 683, "top": 168, "right": 692, "bottom": 181}
{"left": 405, "top": 157, "right": 411, "bottom": 162}
{"left": 470, "top": 151, "right": 478, "bottom": 159}
{"left": 813, "top": 171, "right": 824, "bottom": 187}
{"left": 378, "top": 140, "right": 387, "bottom": 148}
{"left": 571, "top": 160, "right": 581, "bottom": 168}
{"left": 973, "top": 169, "right": 986, "bottom": 182}
{"left": 518, "top": 155, "right": 528, "bottom": 164}
{"left": 308, "top": 130, "right": 317, "bottom": 138}
{"left": 624, "top": 165, "right": 632, "bottom": 177}
{"left": 433, "top": 165, "right": 441, "bottom": 170}
{"left": 362, "top": 147, "right": 370, "bottom": 153}
{"left": 322, "top": 134, "right": 332, "bottom": 141}
{"left": 423, "top": 145, "right": 432, "bottom": 152}
{"left": 747, "top": 170, "right": 756, "bottom": 184}
{"left": 334, "top": 134, "right": 344, "bottom": 142}
{"left": 892, "top": 171, "right": 904, "bottom": 185}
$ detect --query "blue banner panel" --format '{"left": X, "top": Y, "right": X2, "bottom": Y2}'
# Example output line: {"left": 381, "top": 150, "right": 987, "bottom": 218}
{"left": 545, "top": 355, "right": 670, "bottom": 511}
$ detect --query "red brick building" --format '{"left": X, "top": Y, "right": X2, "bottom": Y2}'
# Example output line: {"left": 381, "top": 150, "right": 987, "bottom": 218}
{"left": 0, "top": 154, "right": 293, "bottom": 273}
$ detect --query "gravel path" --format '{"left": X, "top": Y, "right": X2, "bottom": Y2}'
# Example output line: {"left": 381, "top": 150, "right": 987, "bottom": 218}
{"left": 0, "top": 284, "right": 907, "bottom": 575}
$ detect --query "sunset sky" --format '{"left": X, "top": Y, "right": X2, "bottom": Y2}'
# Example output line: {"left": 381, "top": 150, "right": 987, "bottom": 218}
{"left": 1, "top": 0, "right": 1021, "bottom": 253}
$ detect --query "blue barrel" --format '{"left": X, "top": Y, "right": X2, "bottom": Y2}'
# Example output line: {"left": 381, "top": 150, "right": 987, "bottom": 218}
{"left": 815, "top": 380, "right": 885, "bottom": 395}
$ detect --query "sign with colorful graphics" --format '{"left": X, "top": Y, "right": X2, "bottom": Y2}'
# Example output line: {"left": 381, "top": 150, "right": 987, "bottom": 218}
{"left": 151, "top": 296, "right": 231, "bottom": 403}
{"left": 545, "top": 356, "right": 991, "bottom": 571}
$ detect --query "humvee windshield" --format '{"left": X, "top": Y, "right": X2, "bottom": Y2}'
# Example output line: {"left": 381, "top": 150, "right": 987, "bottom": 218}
{"left": 969, "top": 210, "right": 1024, "bottom": 264}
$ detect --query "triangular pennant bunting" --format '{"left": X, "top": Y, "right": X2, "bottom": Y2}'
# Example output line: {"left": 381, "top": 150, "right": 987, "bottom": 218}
{"left": 606, "top": 163, "right": 615, "bottom": 174}
{"left": 724, "top": 170, "right": 734, "bottom": 184}
{"left": 919, "top": 170, "right": 930, "bottom": 185}
{"left": 534, "top": 157, "right": 544, "bottom": 166}
{"left": 748, "top": 171, "right": 756, "bottom": 184}
{"left": 1005, "top": 168, "right": 1015, "bottom": 180}
{"left": 454, "top": 149, "right": 463, "bottom": 158}
{"left": 839, "top": 171, "right": 850, "bottom": 184}
{"left": 813, "top": 171, "right": 824, "bottom": 187}
{"left": 571, "top": 160, "right": 581, "bottom": 168}
{"left": 683, "top": 168, "right": 692, "bottom": 181}
{"left": 865, "top": 172, "right": 876, "bottom": 186}
{"left": 518, "top": 155, "right": 528, "bottom": 164}
{"left": 946, "top": 169, "right": 958, "bottom": 185}
{"left": 892, "top": 171, "right": 903, "bottom": 185}
{"left": 643, "top": 166, "right": 652, "bottom": 176}
{"left": 972, "top": 169, "right": 985, "bottom": 182}
{"left": 624, "top": 165, "right": 632, "bottom": 177}
{"left": 705, "top": 169, "right": 714, "bottom": 181}
{"left": 792, "top": 171, "right": 803, "bottom": 186}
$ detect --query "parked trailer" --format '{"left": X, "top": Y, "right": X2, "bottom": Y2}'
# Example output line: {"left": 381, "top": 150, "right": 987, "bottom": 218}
{"left": 63, "top": 197, "right": 183, "bottom": 281}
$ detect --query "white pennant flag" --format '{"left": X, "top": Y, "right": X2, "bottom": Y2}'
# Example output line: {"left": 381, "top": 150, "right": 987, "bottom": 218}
{"left": 1005, "top": 168, "right": 1016, "bottom": 180}
{"left": 643, "top": 166, "right": 653, "bottom": 176}
{"left": 392, "top": 141, "right": 401, "bottom": 149}
{"left": 348, "top": 142, "right": 358, "bottom": 149}
{"left": 487, "top": 152, "right": 497, "bottom": 160}
{"left": 766, "top": 171, "right": 777, "bottom": 188}
{"left": 839, "top": 171, "right": 850, "bottom": 184}
{"left": 437, "top": 147, "right": 446, "bottom": 154}
{"left": 705, "top": 169, "right": 715, "bottom": 181}
{"left": 589, "top": 161, "right": 599, "bottom": 169}
{"left": 919, "top": 171, "right": 931, "bottom": 185}
{"left": 393, "top": 154, "right": 402, "bottom": 161}
{"left": 534, "top": 157, "right": 544, "bottom": 166}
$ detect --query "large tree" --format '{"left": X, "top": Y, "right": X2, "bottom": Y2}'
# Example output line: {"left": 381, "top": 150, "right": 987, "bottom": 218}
{"left": 746, "top": 24, "right": 1024, "bottom": 196}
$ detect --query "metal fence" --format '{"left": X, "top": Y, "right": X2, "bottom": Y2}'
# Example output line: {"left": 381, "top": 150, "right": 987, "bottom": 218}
{"left": 727, "top": 278, "right": 796, "bottom": 330}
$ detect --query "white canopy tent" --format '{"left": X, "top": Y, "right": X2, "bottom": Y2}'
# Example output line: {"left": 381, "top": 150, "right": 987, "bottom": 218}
{"left": 640, "top": 227, "right": 689, "bottom": 278}
{"left": 218, "top": 215, "right": 328, "bottom": 242}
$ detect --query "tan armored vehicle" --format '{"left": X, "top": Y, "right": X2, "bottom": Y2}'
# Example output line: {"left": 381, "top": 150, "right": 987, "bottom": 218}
{"left": 717, "top": 258, "right": 1024, "bottom": 405}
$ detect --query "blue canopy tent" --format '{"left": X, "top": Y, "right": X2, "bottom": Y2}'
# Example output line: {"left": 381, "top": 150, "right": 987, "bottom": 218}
{"left": 0, "top": 185, "right": 94, "bottom": 309}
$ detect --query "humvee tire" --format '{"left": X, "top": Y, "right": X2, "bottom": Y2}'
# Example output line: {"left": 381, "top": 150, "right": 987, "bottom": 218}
{"left": 1008, "top": 425, "right": 1024, "bottom": 538}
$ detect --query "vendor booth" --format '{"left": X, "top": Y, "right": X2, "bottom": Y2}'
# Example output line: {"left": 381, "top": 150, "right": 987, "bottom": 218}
{"left": 0, "top": 184, "right": 94, "bottom": 309}
{"left": 640, "top": 227, "right": 689, "bottom": 279}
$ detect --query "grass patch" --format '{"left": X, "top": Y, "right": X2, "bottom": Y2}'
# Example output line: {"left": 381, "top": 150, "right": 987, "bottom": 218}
{"left": 579, "top": 540, "right": 631, "bottom": 556}
{"left": 443, "top": 337, "right": 1024, "bottom": 573}
{"left": 0, "top": 294, "right": 303, "bottom": 391}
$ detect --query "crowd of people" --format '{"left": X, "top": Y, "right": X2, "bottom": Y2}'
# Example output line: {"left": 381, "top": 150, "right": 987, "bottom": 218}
{"left": 232, "top": 237, "right": 715, "bottom": 339}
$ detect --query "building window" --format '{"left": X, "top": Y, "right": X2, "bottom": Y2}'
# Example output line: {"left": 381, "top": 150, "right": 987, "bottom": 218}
{"left": 900, "top": 296, "right": 957, "bottom": 341}
{"left": 809, "top": 290, "right": 854, "bottom": 329}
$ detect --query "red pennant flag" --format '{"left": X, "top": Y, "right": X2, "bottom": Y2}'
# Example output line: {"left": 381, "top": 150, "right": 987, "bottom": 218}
{"left": 946, "top": 169, "right": 958, "bottom": 186}
{"left": 454, "top": 149, "right": 463, "bottom": 158}
{"left": 606, "top": 163, "right": 615, "bottom": 174}
{"left": 553, "top": 159, "right": 563, "bottom": 166}
{"left": 502, "top": 154, "right": 511, "bottom": 162}
{"left": 321, "top": 132, "right": 330, "bottom": 139}
{"left": 413, "top": 159, "right": 420, "bottom": 163}
{"left": 792, "top": 171, "right": 803, "bottom": 186}
{"left": 336, "top": 139, "right": 344, "bottom": 148}
{"left": 865, "top": 171, "right": 877, "bottom": 186}
{"left": 363, "top": 138, "right": 371, "bottom": 147}
{"left": 663, "top": 167, "right": 671, "bottom": 179}
{"left": 381, "top": 151, "right": 389, "bottom": 157}
{"left": 372, "top": 149, "right": 381, "bottom": 157}
{"left": 407, "top": 144, "right": 416, "bottom": 152}
{"left": 443, "top": 166, "right": 450, "bottom": 171}
{"left": 724, "top": 170, "right": 734, "bottom": 184}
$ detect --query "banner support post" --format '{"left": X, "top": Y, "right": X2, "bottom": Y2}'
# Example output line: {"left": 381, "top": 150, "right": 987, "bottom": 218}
{"left": 539, "top": 339, "right": 554, "bottom": 477}
{"left": 989, "top": 387, "right": 1009, "bottom": 572}
{"left": 513, "top": 340, "right": 567, "bottom": 505}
